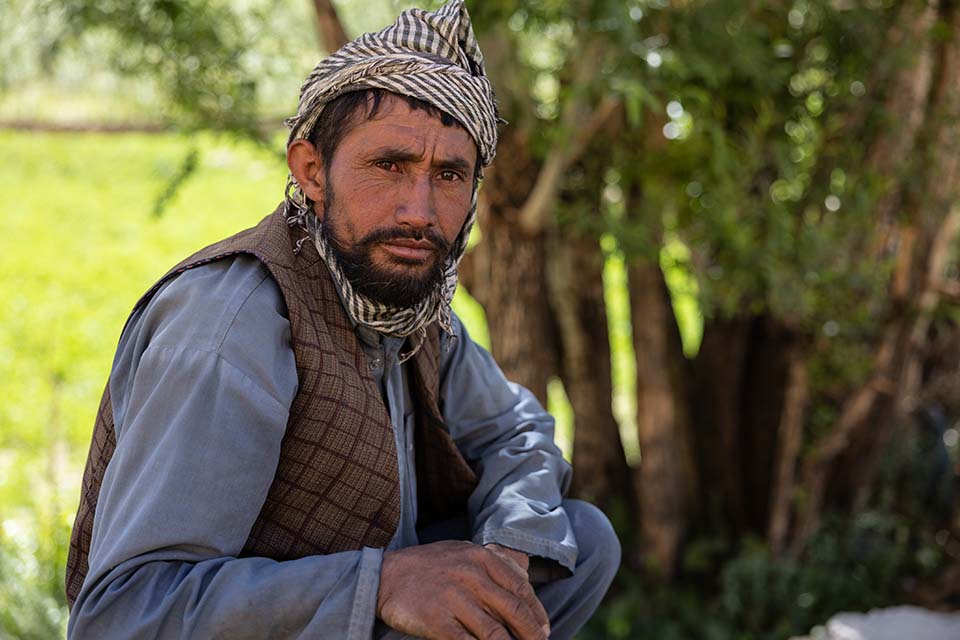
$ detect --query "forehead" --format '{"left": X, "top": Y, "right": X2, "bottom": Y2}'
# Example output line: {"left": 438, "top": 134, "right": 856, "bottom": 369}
{"left": 335, "top": 94, "right": 478, "bottom": 163}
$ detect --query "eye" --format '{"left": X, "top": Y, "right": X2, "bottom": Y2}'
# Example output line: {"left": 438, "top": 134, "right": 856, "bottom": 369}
{"left": 438, "top": 170, "right": 463, "bottom": 182}
{"left": 375, "top": 160, "right": 400, "bottom": 172}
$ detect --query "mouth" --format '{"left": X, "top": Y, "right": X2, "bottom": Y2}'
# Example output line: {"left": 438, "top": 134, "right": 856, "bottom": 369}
{"left": 378, "top": 238, "right": 438, "bottom": 262}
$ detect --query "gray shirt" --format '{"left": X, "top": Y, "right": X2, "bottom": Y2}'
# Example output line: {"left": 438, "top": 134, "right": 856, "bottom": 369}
{"left": 68, "top": 255, "right": 576, "bottom": 640}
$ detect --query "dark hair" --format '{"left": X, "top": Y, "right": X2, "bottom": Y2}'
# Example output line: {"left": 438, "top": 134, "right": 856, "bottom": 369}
{"left": 308, "top": 88, "right": 481, "bottom": 182}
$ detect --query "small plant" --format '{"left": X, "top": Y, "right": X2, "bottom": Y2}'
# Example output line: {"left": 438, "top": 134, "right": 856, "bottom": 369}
{"left": 0, "top": 520, "right": 70, "bottom": 640}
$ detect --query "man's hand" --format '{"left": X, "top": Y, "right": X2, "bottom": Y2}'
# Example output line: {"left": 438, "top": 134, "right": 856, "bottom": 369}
{"left": 377, "top": 540, "right": 549, "bottom": 640}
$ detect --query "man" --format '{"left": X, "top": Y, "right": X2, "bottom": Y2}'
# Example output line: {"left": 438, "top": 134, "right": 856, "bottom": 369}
{"left": 65, "top": 2, "right": 619, "bottom": 638}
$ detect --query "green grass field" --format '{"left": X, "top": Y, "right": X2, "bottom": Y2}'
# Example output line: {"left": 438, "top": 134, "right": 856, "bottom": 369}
{"left": 0, "top": 130, "right": 300, "bottom": 635}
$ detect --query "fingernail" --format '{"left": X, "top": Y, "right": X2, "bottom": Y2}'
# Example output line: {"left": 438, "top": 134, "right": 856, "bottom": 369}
{"left": 542, "top": 623, "right": 551, "bottom": 637}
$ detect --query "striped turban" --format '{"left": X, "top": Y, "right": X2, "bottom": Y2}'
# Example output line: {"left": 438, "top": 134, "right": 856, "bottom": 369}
{"left": 283, "top": 0, "right": 499, "bottom": 357}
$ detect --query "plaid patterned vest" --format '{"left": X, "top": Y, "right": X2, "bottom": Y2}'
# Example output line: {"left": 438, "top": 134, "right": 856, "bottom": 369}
{"left": 65, "top": 205, "right": 478, "bottom": 607}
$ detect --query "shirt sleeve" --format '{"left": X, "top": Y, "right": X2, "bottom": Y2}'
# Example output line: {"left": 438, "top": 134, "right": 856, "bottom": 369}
{"left": 68, "top": 257, "right": 382, "bottom": 640}
{"left": 439, "top": 313, "right": 578, "bottom": 573}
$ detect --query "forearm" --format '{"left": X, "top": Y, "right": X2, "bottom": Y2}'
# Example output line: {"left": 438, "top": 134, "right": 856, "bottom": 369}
{"left": 439, "top": 315, "right": 577, "bottom": 571}
{"left": 69, "top": 548, "right": 383, "bottom": 640}
{"left": 466, "top": 413, "right": 578, "bottom": 572}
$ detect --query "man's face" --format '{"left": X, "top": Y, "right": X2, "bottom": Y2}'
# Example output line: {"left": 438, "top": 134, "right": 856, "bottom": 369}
{"left": 317, "top": 94, "right": 478, "bottom": 307}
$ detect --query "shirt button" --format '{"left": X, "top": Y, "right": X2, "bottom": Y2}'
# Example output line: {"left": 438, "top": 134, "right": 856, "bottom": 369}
{"left": 369, "top": 358, "right": 382, "bottom": 370}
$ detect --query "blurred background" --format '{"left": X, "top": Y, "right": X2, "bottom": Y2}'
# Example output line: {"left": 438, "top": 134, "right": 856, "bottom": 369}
{"left": 2, "top": 0, "right": 960, "bottom": 637}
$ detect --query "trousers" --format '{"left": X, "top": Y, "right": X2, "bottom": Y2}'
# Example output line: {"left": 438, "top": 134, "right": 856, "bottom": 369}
{"left": 376, "top": 499, "right": 621, "bottom": 640}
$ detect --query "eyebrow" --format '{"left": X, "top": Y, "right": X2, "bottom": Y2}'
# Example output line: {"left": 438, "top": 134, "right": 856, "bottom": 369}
{"left": 369, "top": 147, "right": 474, "bottom": 174}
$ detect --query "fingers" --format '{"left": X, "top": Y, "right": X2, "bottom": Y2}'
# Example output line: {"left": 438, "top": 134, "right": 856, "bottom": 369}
{"left": 484, "top": 555, "right": 550, "bottom": 634}
{"left": 431, "top": 620, "right": 479, "bottom": 640}
{"left": 481, "top": 551, "right": 550, "bottom": 638}
{"left": 377, "top": 541, "right": 549, "bottom": 640}
{"left": 475, "top": 582, "right": 548, "bottom": 640}
{"left": 455, "top": 603, "right": 513, "bottom": 640}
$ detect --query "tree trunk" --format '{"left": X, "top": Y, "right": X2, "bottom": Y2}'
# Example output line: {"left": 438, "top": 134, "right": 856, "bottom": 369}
{"left": 629, "top": 258, "right": 697, "bottom": 576}
{"left": 547, "top": 231, "right": 631, "bottom": 510}
{"left": 855, "top": 0, "right": 960, "bottom": 506}
{"left": 692, "top": 318, "right": 751, "bottom": 532}
{"left": 739, "top": 319, "right": 804, "bottom": 534}
{"left": 767, "top": 348, "right": 810, "bottom": 554}
{"left": 310, "top": 0, "right": 350, "bottom": 51}
{"left": 691, "top": 316, "right": 802, "bottom": 538}
{"left": 865, "top": 0, "right": 939, "bottom": 240}
{"left": 468, "top": 129, "right": 560, "bottom": 403}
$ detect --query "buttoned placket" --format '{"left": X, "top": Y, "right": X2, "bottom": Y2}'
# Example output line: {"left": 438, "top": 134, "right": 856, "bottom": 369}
{"left": 356, "top": 327, "right": 419, "bottom": 551}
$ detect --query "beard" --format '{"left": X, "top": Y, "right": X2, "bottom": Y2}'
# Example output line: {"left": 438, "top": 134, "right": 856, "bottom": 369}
{"left": 320, "top": 188, "right": 452, "bottom": 308}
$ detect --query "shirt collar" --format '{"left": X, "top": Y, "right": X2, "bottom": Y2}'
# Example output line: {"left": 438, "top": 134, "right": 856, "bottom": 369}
{"left": 320, "top": 252, "right": 418, "bottom": 360}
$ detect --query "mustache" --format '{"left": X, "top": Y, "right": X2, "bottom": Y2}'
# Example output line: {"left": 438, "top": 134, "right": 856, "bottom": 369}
{"left": 356, "top": 227, "right": 451, "bottom": 254}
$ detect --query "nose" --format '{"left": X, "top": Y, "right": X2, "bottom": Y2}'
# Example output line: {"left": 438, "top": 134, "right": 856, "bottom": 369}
{"left": 395, "top": 172, "right": 437, "bottom": 230}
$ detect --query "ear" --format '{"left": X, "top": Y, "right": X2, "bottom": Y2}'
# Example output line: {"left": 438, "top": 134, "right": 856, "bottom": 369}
{"left": 287, "top": 139, "right": 326, "bottom": 216}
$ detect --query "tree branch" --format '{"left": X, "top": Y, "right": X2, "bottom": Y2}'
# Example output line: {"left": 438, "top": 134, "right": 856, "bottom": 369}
{"left": 311, "top": 0, "right": 350, "bottom": 52}
{"left": 937, "top": 279, "right": 960, "bottom": 302}
{"left": 767, "top": 350, "right": 809, "bottom": 555}
{"left": 864, "top": 0, "right": 939, "bottom": 261}
{"left": 793, "top": 0, "right": 960, "bottom": 551}
{"left": 517, "top": 95, "right": 621, "bottom": 235}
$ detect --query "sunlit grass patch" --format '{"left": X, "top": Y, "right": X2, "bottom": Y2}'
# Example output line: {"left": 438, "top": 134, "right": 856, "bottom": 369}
{"left": 0, "top": 130, "right": 292, "bottom": 636}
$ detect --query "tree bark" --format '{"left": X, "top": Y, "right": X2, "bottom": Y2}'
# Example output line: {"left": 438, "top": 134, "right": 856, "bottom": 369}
{"left": 857, "top": 0, "right": 960, "bottom": 503}
{"left": 468, "top": 129, "right": 560, "bottom": 403}
{"left": 865, "top": 0, "right": 939, "bottom": 235}
{"left": 873, "top": 0, "right": 939, "bottom": 155}
{"left": 629, "top": 258, "right": 697, "bottom": 576}
{"left": 310, "top": 0, "right": 350, "bottom": 51}
{"left": 691, "top": 316, "right": 803, "bottom": 538}
{"left": 740, "top": 319, "right": 804, "bottom": 534}
{"left": 767, "top": 349, "right": 809, "bottom": 554}
{"left": 691, "top": 318, "right": 751, "bottom": 531}
{"left": 547, "top": 231, "right": 631, "bottom": 510}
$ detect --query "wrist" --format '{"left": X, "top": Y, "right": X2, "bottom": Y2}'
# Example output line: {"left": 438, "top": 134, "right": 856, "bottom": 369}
{"left": 376, "top": 550, "right": 397, "bottom": 619}
{"left": 484, "top": 543, "right": 530, "bottom": 573}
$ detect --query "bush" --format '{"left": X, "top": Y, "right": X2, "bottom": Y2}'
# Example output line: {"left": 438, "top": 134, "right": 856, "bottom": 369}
{"left": 583, "top": 511, "right": 944, "bottom": 640}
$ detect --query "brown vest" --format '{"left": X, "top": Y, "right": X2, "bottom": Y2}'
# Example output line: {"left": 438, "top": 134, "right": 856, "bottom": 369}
{"left": 65, "top": 206, "right": 478, "bottom": 607}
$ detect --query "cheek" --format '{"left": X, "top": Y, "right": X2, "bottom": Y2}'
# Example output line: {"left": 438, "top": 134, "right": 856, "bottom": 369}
{"left": 347, "top": 176, "right": 401, "bottom": 208}
{"left": 335, "top": 176, "right": 400, "bottom": 227}
{"left": 323, "top": 208, "right": 356, "bottom": 246}
{"left": 438, "top": 202, "right": 472, "bottom": 244}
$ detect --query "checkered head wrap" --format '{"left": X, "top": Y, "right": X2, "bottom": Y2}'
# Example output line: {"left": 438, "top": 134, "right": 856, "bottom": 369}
{"left": 283, "top": 0, "right": 499, "bottom": 356}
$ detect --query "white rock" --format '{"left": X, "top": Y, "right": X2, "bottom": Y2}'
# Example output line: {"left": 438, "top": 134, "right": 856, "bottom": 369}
{"left": 823, "top": 606, "right": 960, "bottom": 640}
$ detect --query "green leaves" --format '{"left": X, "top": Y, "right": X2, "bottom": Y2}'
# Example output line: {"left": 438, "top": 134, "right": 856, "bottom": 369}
{"left": 50, "top": 0, "right": 260, "bottom": 132}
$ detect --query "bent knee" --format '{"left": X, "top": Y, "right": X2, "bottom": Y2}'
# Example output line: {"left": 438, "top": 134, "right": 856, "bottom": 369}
{"left": 562, "top": 499, "right": 621, "bottom": 576}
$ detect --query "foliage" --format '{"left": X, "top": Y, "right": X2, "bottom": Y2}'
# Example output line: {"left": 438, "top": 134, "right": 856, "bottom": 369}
{"left": 609, "top": 0, "right": 895, "bottom": 325}
{"left": 582, "top": 512, "right": 945, "bottom": 640}
{"left": 7, "top": 0, "right": 910, "bottom": 371}
{"left": 4, "top": 127, "right": 952, "bottom": 637}
{"left": 2, "top": 133, "right": 943, "bottom": 636}
{"left": 461, "top": 0, "right": 907, "bottom": 375}
{"left": 0, "top": 518, "right": 70, "bottom": 639}
{"left": 3, "top": 0, "right": 326, "bottom": 134}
